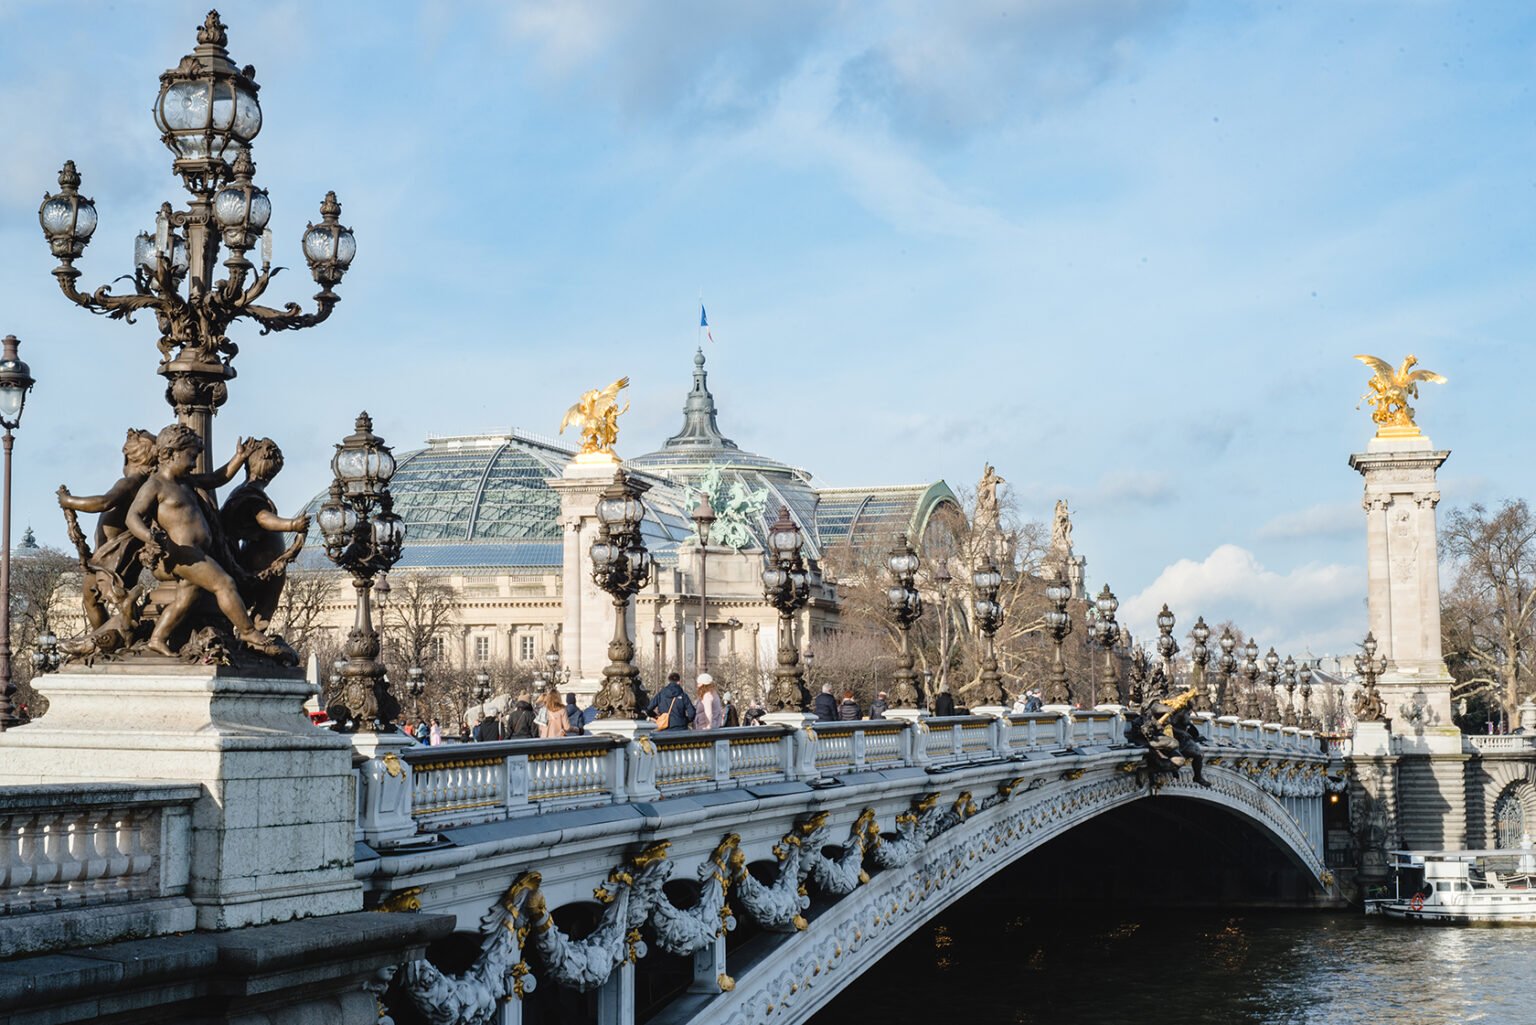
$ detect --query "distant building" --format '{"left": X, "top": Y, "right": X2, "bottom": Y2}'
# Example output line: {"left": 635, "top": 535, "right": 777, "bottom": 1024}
{"left": 301, "top": 350, "right": 960, "bottom": 700}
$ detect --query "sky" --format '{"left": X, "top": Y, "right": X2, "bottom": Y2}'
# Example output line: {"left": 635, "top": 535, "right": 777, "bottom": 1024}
{"left": 0, "top": 1, "right": 1531, "bottom": 661}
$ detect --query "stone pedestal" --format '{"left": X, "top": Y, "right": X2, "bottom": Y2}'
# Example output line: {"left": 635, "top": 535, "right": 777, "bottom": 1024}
{"left": 548, "top": 452, "right": 628, "bottom": 702}
{"left": 352, "top": 731, "right": 419, "bottom": 848}
{"left": 1350, "top": 433, "right": 1455, "bottom": 733}
{"left": 762, "top": 711, "right": 819, "bottom": 779}
{"left": 585, "top": 717, "right": 659, "bottom": 801}
{"left": 0, "top": 664, "right": 362, "bottom": 930}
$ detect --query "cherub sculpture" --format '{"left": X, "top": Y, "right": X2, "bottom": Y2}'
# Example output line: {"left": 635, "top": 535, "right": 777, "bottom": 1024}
{"left": 126, "top": 425, "right": 284, "bottom": 660}
{"left": 58, "top": 428, "right": 250, "bottom": 656}
{"left": 559, "top": 376, "right": 630, "bottom": 455}
{"left": 1355, "top": 354, "right": 1446, "bottom": 432}
{"left": 220, "top": 438, "right": 309, "bottom": 630}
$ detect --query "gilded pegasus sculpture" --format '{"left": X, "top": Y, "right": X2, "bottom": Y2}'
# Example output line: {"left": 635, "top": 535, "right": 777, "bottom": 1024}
{"left": 1354, "top": 354, "right": 1446, "bottom": 435}
{"left": 560, "top": 376, "right": 631, "bottom": 455}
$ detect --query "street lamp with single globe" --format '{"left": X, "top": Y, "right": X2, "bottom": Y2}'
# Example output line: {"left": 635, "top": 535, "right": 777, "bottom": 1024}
{"left": 318, "top": 413, "right": 404, "bottom": 732}
{"left": 761, "top": 506, "right": 810, "bottom": 712}
{"left": 0, "top": 336, "right": 35, "bottom": 731}
{"left": 589, "top": 471, "right": 653, "bottom": 718}
{"left": 1043, "top": 570, "right": 1073, "bottom": 705}
{"left": 885, "top": 534, "right": 924, "bottom": 709}
{"left": 972, "top": 558, "right": 1006, "bottom": 708}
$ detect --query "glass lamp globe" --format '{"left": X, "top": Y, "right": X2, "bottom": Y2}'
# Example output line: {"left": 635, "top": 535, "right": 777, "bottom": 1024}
{"left": 1192, "top": 616, "right": 1210, "bottom": 645}
{"left": 1156, "top": 605, "right": 1176, "bottom": 634}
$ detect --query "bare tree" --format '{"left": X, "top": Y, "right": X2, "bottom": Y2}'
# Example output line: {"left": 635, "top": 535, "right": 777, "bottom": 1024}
{"left": 1441, "top": 501, "right": 1536, "bottom": 721}
{"left": 271, "top": 569, "right": 339, "bottom": 656}
{"left": 10, "top": 545, "right": 76, "bottom": 719}
{"left": 381, "top": 573, "right": 457, "bottom": 670}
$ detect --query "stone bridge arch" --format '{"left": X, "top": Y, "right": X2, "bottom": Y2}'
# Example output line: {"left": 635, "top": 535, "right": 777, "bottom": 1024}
{"left": 384, "top": 752, "right": 1336, "bottom": 1025}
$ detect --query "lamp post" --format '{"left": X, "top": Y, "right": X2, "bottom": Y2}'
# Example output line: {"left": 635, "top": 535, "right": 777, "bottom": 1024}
{"left": 317, "top": 414, "right": 404, "bottom": 732}
{"left": 0, "top": 336, "right": 34, "bottom": 731}
{"left": 652, "top": 615, "right": 666, "bottom": 676}
{"left": 544, "top": 644, "right": 571, "bottom": 689}
{"left": 885, "top": 533, "right": 924, "bottom": 709}
{"left": 691, "top": 491, "right": 716, "bottom": 673}
{"left": 1189, "top": 615, "right": 1211, "bottom": 712}
{"left": 1152, "top": 604, "right": 1178, "bottom": 698}
{"left": 589, "top": 471, "right": 652, "bottom": 718}
{"left": 1298, "top": 664, "right": 1317, "bottom": 730}
{"left": 972, "top": 558, "right": 1006, "bottom": 709}
{"left": 31, "top": 628, "right": 61, "bottom": 678}
{"left": 934, "top": 562, "right": 952, "bottom": 694}
{"left": 1092, "top": 584, "right": 1121, "bottom": 707}
{"left": 1216, "top": 628, "right": 1238, "bottom": 717}
{"left": 406, "top": 665, "right": 425, "bottom": 721}
{"left": 1264, "top": 647, "right": 1282, "bottom": 722}
{"left": 37, "top": 13, "right": 355, "bottom": 471}
{"left": 761, "top": 506, "right": 810, "bottom": 712}
{"left": 1241, "top": 639, "right": 1261, "bottom": 719}
{"left": 1281, "top": 655, "right": 1299, "bottom": 727}
{"left": 1354, "top": 632, "right": 1388, "bottom": 722}
{"left": 1043, "top": 570, "right": 1073, "bottom": 706}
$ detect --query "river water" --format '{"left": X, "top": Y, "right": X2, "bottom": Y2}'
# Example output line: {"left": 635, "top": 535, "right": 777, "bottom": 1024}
{"left": 807, "top": 905, "right": 1536, "bottom": 1025}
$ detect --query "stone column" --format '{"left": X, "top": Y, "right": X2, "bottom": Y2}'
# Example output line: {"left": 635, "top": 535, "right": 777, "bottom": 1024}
{"left": 548, "top": 453, "right": 627, "bottom": 691}
{"left": 1349, "top": 434, "right": 1456, "bottom": 743}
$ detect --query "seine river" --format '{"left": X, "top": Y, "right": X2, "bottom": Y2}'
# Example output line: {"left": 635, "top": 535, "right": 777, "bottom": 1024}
{"left": 808, "top": 905, "right": 1536, "bottom": 1025}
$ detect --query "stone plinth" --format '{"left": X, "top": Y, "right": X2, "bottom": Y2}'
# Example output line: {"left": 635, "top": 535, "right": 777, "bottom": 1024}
{"left": 1350, "top": 433, "right": 1455, "bottom": 735}
{"left": 548, "top": 451, "right": 627, "bottom": 702}
{"left": 0, "top": 663, "right": 362, "bottom": 931}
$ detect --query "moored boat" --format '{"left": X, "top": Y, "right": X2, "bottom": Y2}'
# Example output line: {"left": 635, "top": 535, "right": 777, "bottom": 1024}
{"left": 1367, "top": 848, "right": 1536, "bottom": 923}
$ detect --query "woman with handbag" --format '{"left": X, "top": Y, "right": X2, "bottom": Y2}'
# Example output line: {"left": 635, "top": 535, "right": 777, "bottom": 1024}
{"left": 539, "top": 690, "right": 572, "bottom": 738}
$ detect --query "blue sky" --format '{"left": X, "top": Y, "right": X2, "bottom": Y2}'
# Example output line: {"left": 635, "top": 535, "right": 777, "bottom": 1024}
{"left": 0, "top": 1, "right": 1531, "bottom": 659}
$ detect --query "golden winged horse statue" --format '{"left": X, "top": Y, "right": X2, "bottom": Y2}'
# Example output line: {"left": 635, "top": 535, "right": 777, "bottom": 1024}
{"left": 559, "top": 376, "right": 631, "bottom": 455}
{"left": 1354, "top": 354, "right": 1446, "bottom": 435}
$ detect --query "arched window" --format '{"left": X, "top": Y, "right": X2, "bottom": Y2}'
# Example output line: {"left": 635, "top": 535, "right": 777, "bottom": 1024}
{"left": 1495, "top": 788, "right": 1527, "bottom": 849}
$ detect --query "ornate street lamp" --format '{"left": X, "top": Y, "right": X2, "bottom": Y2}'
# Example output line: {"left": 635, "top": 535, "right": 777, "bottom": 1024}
{"left": 1241, "top": 638, "right": 1261, "bottom": 719}
{"left": 885, "top": 533, "right": 924, "bottom": 709}
{"left": 544, "top": 644, "right": 571, "bottom": 688}
{"left": 1215, "top": 627, "right": 1239, "bottom": 717}
{"left": 317, "top": 413, "right": 404, "bottom": 732}
{"left": 972, "top": 558, "right": 1006, "bottom": 708}
{"left": 1264, "top": 647, "right": 1282, "bottom": 721}
{"left": 761, "top": 506, "right": 811, "bottom": 712}
{"left": 1298, "top": 664, "right": 1318, "bottom": 730}
{"left": 38, "top": 12, "right": 356, "bottom": 471}
{"left": 0, "top": 336, "right": 34, "bottom": 731}
{"left": 1092, "top": 584, "right": 1121, "bottom": 706}
{"left": 474, "top": 670, "right": 492, "bottom": 705}
{"left": 31, "top": 628, "right": 61, "bottom": 678}
{"left": 1044, "top": 569, "right": 1073, "bottom": 705}
{"left": 934, "top": 562, "right": 952, "bottom": 693}
{"left": 590, "top": 471, "right": 653, "bottom": 718}
{"left": 1281, "top": 655, "right": 1299, "bottom": 727}
{"left": 1155, "top": 604, "right": 1178, "bottom": 698}
{"left": 690, "top": 491, "right": 716, "bottom": 673}
{"left": 406, "top": 665, "right": 425, "bottom": 718}
{"left": 1189, "top": 615, "right": 1212, "bottom": 711}
{"left": 1353, "top": 632, "right": 1388, "bottom": 722}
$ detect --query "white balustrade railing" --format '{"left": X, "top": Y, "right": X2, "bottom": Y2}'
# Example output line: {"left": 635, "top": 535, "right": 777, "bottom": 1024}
{"left": 366, "top": 703, "right": 1327, "bottom": 835}
{"left": 0, "top": 783, "right": 197, "bottom": 918}
{"left": 1463, "top": 734, "right": 1536, "bottom": 754}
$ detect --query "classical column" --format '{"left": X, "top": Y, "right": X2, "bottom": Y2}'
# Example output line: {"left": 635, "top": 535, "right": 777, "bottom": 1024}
{"left": 548, "top": 452, "right": 627, "bottom": 690}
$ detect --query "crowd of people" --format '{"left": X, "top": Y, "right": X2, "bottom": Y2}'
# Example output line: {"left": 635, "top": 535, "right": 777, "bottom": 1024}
{"left": 390, "top": 677, "right": 1063, "bottom": 744}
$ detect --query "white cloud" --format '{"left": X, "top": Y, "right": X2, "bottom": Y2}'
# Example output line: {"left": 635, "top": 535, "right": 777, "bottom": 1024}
{"left": 1256, "top": 502, "right": 1360, "bottom": 541}
{"left": 1121, "top": 544, "right": 1364, "bottom": 658}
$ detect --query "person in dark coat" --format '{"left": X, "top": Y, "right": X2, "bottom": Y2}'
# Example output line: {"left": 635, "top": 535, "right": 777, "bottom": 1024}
{"left": 564, "top": 693, "right": 583, "bottom": 736}
{"left": 813, "top": 682, "right": 838, "bottom": 722}
{"left": 472, "top": 714, "right": 502, "bottom": 742}
{"left": 646, "top": 672, "right": 695, "bottom": 730}
{"left": 837, "top": 690, "right": 860, "bottom": 721}
{"left": 932, "top": 686, "right": 957, "bottom": 717}
{"left": 868, "top": 692, "right": 889, "bottom": 720}
{"left": 507, "top": 696, "right": 537, "bottom": 739}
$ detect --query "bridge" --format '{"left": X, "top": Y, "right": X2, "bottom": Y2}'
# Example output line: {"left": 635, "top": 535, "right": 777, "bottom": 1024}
{"left": 363, "top": 709, "right": 1336, "bottom": 1024}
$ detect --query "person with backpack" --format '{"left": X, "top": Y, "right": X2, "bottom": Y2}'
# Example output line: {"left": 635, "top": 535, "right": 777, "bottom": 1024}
{"left": 507, "top": 695, "right": 537, "bottom": 739}
{"left": 564, "top": 692, "right": 584, "bottom": 736}
{"left": 646, "top": 672, "right": 694, "bottom": 731}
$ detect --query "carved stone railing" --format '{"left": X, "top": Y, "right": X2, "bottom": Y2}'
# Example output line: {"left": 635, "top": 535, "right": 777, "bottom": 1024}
{"left": 1463, "top": 734, "right": 1536, "bottom": 754}
{"left": 0, "top": 782, "right": 199, "bottom": 958}
{"left": 366, "top": 708, "right": 1327, "bottom": 840}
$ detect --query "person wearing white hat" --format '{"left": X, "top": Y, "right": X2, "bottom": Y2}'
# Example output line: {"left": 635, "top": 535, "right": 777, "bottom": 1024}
{"left": 693, "top": 673, "right": 725, "bottom": 730}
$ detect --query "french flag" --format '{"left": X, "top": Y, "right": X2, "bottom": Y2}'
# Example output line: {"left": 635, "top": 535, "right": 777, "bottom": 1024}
{"left": 700, "top": 304, "right": 715, "bottom": 344}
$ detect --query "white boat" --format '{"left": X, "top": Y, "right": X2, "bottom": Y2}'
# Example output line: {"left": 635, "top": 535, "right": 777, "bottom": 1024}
{"left": 1367, "top": 847, "right": 1536, "bottom": 923}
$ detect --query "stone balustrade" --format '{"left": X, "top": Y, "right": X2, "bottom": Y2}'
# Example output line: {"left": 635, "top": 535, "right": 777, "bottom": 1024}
{"left": 366, "top": 709, "right": 1327, "bottom": 837}
{"left": 0, "top": 781, "right": 200, "bottom": 958}
{"left": 1464, "top": 734, "right": 1536, "bottom": 754}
